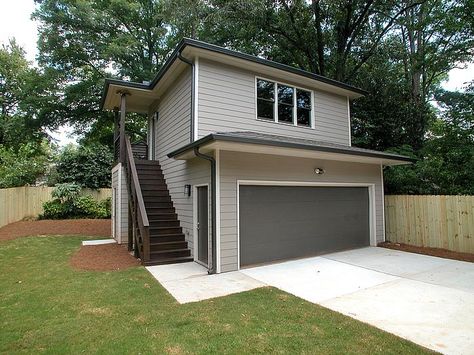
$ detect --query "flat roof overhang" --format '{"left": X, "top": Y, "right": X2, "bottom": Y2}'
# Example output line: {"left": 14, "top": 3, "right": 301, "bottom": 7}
{"left": 168, "top": 134, "right": 415, "bottom": 166}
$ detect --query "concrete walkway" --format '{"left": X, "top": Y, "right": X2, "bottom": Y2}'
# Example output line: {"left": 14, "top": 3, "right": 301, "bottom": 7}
{"left": 241, "top": 247, "right": 474, "bottom": 355}
{"left": 146, "top": 262, "right": 264, "bottom": 303}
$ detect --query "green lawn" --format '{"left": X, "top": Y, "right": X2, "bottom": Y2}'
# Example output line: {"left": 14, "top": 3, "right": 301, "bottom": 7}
{"left": 0, "top": 236, "right": 432, "bottom": 354}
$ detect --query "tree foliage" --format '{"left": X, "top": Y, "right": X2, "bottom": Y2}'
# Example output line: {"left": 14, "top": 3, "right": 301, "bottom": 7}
{"left": 3, "top": 0, "right": 470, "bottom": 195}
{"left": 51, "top": 144, "right": 113, "bottom": 188}
{"left": 0, "top": 141, "right": 51, "bottom": 188}
{"left": 384, "top": 85, "right": 474, "bottom": 194}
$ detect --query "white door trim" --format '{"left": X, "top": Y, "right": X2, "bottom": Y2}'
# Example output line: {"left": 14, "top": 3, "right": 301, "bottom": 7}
{"left": 193, "top": 183, "right": 210, "bottom": 268}
{"left": 236, "top": 180, "right": 377, "bottom": 270}
{"left": 215, "top": 149, "right": 221, "bottom": 273}
{"left": 112, "top": 163, "right": 122, "bottom": 244}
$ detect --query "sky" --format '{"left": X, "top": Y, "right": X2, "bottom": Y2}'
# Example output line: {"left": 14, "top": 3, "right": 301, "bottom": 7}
{"left": 1, "top": 1, "right": 474, "bottom": 146}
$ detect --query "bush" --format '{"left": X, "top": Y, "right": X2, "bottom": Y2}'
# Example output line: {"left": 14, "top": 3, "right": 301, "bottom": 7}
{"left": 52, "top": 144, "right": 113, "bottom": 188}
{"left": 40, "top": 184, "right": 111, "bottom": 219}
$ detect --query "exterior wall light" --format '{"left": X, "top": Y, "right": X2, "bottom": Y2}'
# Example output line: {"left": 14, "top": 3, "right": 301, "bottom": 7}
{"left": 314, "top": 168, "right": 325, "bottom": 175}
{"left": 184, "top": 184, "right": 191, "bottom": 197}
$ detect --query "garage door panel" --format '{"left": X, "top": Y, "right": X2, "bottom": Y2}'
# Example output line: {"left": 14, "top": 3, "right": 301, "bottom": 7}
{"left": 239, "top": 186, "right": 370, "bottom": 266}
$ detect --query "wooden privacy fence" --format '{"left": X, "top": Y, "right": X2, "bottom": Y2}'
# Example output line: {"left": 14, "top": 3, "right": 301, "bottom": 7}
{"left": 385, "top": 195, "right": 474, "bottom": 254}
{"left": 0, "top": 186, "right": 112, "bottom": 228}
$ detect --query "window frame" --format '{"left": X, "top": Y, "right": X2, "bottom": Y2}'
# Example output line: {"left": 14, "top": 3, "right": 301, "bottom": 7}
{"left": 255, "top": 76, "right": 315, "bottom": 129}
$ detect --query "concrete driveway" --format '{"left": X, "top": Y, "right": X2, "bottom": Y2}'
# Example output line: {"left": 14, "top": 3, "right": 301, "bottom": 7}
{"left": 241, "top": 247, "right": 474, "bottom": 355}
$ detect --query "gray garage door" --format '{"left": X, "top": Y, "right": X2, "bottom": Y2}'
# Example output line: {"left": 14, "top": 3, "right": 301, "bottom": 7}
{"left": 239, "top": 185, "right": 370, "bottom": 266}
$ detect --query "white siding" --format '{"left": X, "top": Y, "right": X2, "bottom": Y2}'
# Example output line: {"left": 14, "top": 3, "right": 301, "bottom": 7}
{"left": 154, "top": 68, "right": 210, "bottom": 253}
{"left": 111, "top": 163, "right": 128, "bottom": 244}
{"left": 198, "top": 59, "right": 350, "bottom": 146}
{"left": 218, "top": 151, "right": 384, "bottom": 272}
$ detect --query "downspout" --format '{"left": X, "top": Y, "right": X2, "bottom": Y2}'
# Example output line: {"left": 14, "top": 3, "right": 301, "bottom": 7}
{"left": 194, "top": 147, "right": 217, "bottom": 275}
{"left": 177, "top": 51, "right": 195, "bottom": 143}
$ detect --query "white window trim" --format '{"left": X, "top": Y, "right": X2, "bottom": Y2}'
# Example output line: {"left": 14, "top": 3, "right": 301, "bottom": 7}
{"left": 193, "top": 183, "right": 210, "bottom": 268}
{"left": 255, "top": 76, "right": 315, "bottom": 129}
{"left": 193, "top": 56, "right": 199, "bottom": 141}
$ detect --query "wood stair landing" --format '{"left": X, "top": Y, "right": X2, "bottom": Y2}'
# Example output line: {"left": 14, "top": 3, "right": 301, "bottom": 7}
{"left": 135, "top": 159, "right": 192, "bottom": 266}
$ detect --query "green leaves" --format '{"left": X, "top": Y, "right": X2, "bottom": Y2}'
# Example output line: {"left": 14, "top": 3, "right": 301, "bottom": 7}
{"left": 0, "top": 141, "right": 51, "bottom": 188}
{"left": 52, "top": 144, "right": 113, "bottom": 188}
{"left": 41, "top": 185, "right": 111, "bottom": 219}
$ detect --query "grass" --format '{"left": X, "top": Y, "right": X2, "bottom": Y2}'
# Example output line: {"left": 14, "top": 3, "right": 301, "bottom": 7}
{"left": 0, "top": 236, "right": 432, "bottom": 354}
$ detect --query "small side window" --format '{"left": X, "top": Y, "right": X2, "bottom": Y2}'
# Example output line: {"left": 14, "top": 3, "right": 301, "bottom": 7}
{"left": 256, "top": 79, "right": 275, "bottom": 121}
{"left": 296, "top": 89, "right": 311, "bottom": 127}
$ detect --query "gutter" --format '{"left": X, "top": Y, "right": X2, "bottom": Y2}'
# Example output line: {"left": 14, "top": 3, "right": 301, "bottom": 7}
{"left": 168, "top": 133, "right": 416, "bottom": 163}
{"left": 193, "top": 147, "right": 217, "bottom": 275}
{"left": 177, "top": 51, "right": 195, "bottom": 143}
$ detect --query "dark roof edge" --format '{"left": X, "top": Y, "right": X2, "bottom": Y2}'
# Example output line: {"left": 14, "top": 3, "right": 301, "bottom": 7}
{"left": 101, "top": 38, "right": 368, "bottom": 110}
{"left": 99, "top": 38, "right": 188, "bottom": 110}
{"left": 181, "top": 38, "right": 367, "bottom": 96}
{"left": 167, "top": 133, "right": 416, "bottom": 163}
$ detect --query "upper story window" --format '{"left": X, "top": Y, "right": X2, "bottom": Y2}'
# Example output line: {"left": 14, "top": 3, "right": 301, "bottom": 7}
{"left": 256, "top": 78, "right": 313, "bottom": 128}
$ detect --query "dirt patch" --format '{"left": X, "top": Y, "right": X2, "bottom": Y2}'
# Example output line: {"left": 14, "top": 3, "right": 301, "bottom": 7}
{"left": 379, "top": 242, "right": 474, "bottom": 263}
{"left": 70, "top": 243, "right": 140, "bottom": 271}
{"left": 0, "top": 219, "right": 111, "bottom": 242}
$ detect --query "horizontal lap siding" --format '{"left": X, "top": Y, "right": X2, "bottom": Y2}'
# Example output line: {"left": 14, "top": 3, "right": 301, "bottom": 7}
{"left": 198, "top": 59, "right": 350, "bottom": 146}
{"left": 111, "top": 164, "right": 128, "bottom": 244}
{"left": 154, "top": 68, "right": 210, "bottom": 253}
{"left": 219, "top": 151, "right": 384, "bottom": 272}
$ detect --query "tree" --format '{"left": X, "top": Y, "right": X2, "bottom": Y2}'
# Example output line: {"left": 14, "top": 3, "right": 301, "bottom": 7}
{"left": 384, "top": 85, "right": 474, "bottom": 195}
{"left": 51, "top": 144, "right": 113, "bottom": 188}
{"left": 0, "top": 141, "right": 51, "bottom": 188}
{"left": 0, "top": 40, "right": 46, "bottom": 147}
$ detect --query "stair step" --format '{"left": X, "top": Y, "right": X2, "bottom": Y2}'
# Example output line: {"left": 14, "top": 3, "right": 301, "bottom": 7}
{"left": 147, "top": 212, "right": 177, "bottom": 219}
{"left": 150, "top": 248, "right": 191, "bottom": 259}
{"left": 149, "top": 220, "right": 180, "bottom": 227}
{"left": 141, "top": 190, "right": 170, "bottom": 197}
{"left": 144, "top": 196, "right": 172, "bottom": 203}
{"left": 136, "top": 165, "right": 163, "bottom": 172}
{"left": 150, "top": 233, "right": 186, "bottom": 242}
{"left": 146, "top": 208, "right": 175, "bottom": 214}
{"left": 143, "top": 256, "right": 193, "bottom": 266}
{"left": 140, "top": 185, "right": 169, "bottom": 191}
{"left": 150, "top": 226, "right": 183, "bottom": 235}
{"left": 134, "top": 160, "right": 161, "bottom": 166}
{"left": 137, "top": 172, "right": 165, "bottom": 180}
{"left": 150, "top": 240, "right": 188, "bottom": 251}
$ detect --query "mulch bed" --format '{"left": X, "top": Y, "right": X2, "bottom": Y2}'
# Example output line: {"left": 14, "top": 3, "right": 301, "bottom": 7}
{"left": 0, "top": 219, "right": 111, "bottom": 242}
{"left": 70, "top": 243, "right": 140, "bottom": 271}
{"left": 379, "top": 241, "right": 474, "bottom": 263}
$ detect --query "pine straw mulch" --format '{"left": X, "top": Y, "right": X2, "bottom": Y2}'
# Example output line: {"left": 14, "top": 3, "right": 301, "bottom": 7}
{"left": 379, "top": 241, "right": 474, "bottom": 263}
{"left": 0, "top": 219, "right": 111, "bottom": 242}
{"left": 0, "top": 219, "right": 139, "bottom": 271}
{"left": 70, "top": 243, "right": 140, "bottom": 271}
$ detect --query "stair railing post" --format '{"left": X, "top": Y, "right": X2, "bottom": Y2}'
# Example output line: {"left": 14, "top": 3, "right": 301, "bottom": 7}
{"left": 119, "top": 91, "right": 130, "bottom": 164}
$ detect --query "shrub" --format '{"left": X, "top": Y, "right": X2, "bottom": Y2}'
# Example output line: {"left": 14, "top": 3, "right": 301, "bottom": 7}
{"left": 42, "top": 200, "right": 69, "bottom": 219}
{"left": 53, "top": 144, "right": 112, "bottom": 188}
{"left": 40, "top": 184, "right": 111, "bottom": 219}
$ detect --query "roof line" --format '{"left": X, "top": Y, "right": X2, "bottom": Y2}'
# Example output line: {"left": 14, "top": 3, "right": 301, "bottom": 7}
{"left": 101, "top": 38, "right": 368, "bottom": 109}
{"left": 180, "top": 38, "right": 367, "bottom": 96}
{"left": 167, "top": 133, "right": 416, "bottom": 163}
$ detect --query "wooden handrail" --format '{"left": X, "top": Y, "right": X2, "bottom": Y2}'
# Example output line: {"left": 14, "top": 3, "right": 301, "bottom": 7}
{"left": 124, "top": 135, "right": 150, "bottom": 262}
{"left": 125, "top": 137, "right": 149, "bottom": 227}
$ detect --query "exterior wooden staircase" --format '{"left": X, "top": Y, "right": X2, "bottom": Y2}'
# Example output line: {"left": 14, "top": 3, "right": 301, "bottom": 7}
{"left": 121, "top": 135, "right": 192, "bottom": 266}
{"left": 135, "top": 160, "right": 192, "bottom": 265}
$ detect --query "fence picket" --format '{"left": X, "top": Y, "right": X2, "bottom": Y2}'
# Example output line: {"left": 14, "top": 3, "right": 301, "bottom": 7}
{"left": 385, "top": 195, "right": 474, "bottom": 254}
{"left": 0, "top": 186, "right": 112, "bottom": 228}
